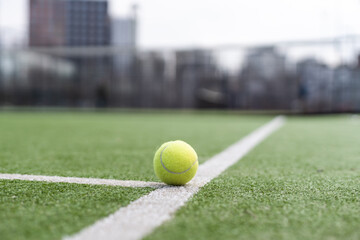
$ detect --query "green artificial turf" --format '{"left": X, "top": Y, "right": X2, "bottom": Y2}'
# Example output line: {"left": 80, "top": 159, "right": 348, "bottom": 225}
{"left": 0, "top": 111, "right": 270, "bottom": 181}
{"left": 145, "top": 116, "right": 360, "bottom": 240}
{"left": 0, "top": 110, "right": 271, "bottom": 239}
{"left": 0, "top": 180, "right": 152, "bottom": 240}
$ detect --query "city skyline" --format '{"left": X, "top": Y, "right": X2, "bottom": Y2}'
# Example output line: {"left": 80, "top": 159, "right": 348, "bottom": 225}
{"left": 1, "top": 0, "right": 360, "bottom": 48}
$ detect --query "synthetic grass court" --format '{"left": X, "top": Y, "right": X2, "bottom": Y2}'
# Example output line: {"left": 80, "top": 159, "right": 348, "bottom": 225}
{"left": 0, "top": 111, "right": 270, "bottom": 180}
{"left": 146, "top": 116, "right": 360, "bottom": 240}
{"left": 1, "top": 111, "right": 359, "bottom": 239}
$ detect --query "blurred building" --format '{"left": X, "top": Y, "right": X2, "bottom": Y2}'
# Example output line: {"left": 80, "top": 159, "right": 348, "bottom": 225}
{"left": 296, "top": 59, "right": 333, "bottom": 112}
{"left": 137, "top": 51, "right": 167, "bottom": 108}
{"left": 111, "top": 5, "right": 137, "bottom": 50}
{"left": 29, "top": 0, "right": 65, "bottom": 46}
{"left": 111, "top": 5, "right": 137, "bottom": 83}
{"left": 29, "top": 0, "right": 111, "bottom": 107}
{"left": 238, "top": 47, "right": 296, "bottom": 110}
{"left": 0, "top": 49, "right": 75, "bottom": 105}
{"left": 29, "top": 0, "right": 110, "bottom": 47}
{"left": 175, "top": 50, "right": 222, "bottom": 108}
{"left": 332, "top": 65, "right": 360, "bottom": 112}
{"left": 296, "top": 57, "right": 360, "bottom": 113}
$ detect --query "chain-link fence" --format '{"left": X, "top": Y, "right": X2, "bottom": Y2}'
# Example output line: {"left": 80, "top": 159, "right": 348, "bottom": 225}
{"left": 1, "top": 41, "right": 360, "bottom": 112}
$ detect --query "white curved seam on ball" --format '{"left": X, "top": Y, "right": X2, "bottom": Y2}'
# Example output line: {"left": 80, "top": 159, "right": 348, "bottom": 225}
{"left": 159, "top": 145, "right": 198, "bottom": 174}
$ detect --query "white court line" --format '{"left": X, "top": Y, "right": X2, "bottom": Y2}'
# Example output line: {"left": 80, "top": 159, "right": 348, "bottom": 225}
{"left": 65, "top": 116, "right": 285, "bottom": 240}
{"left": 0, "top": 173, "right": 164, "bottom": 188}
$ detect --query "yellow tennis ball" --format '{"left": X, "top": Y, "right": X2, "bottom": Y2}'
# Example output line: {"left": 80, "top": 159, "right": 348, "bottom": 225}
{"left": 153, "top": 140, "right": 198, "bottom": 185}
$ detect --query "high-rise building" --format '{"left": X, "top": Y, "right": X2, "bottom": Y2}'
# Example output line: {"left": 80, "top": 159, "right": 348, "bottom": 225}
{"left": 29, "top": 0, "right": 66, "bottom": 46}
{"left": 111, "top": 5, "right": 137, "bottom": 75}
{"left": 111, "top": 5, "right": 137, "bottom": 49}
{"left": 66, "top": 0, "right": 109, "bottom": 46}
{"left": 29, "top": 0, "right": 110, "bottom": 47}
{"left": 110, "top": 5, "right": 138, "bottom": 106}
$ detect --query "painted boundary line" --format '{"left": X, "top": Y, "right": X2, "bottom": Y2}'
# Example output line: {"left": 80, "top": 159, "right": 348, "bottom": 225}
{"left": 0, "top": 173, "right": 164, "bottom": 188}
{"left": 65, "top": 116, "right": 285, "bottom": 240}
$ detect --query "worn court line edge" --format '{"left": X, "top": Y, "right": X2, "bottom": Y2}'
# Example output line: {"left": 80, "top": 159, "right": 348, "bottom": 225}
{"left": 64, "top": 116, "right": 285, "bottom": 240}
{"left": 0, "top": 173, "right": 164, "bottom": 188}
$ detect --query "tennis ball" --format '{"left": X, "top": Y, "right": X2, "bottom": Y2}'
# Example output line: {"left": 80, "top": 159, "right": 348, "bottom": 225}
{"left": 153, "top": 140, "right": 198, "bottom": 185}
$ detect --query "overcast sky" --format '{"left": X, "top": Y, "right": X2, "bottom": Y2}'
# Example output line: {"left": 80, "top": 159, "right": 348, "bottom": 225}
{"left": 1, "top": 0, "right": 360, "bottom": 48}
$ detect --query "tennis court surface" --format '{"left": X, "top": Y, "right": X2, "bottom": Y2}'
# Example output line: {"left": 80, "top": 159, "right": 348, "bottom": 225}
{"left": 0, "top": 111, "right": 359, "bottom": 240}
